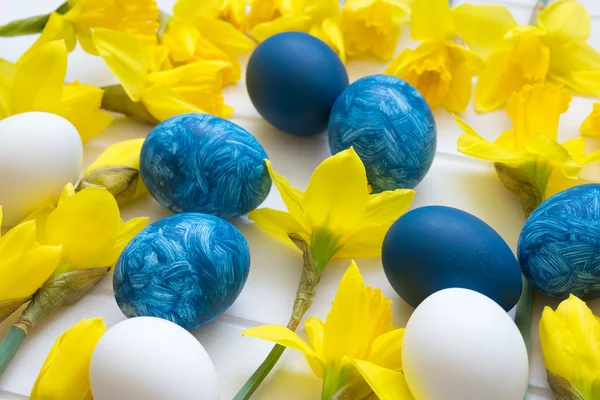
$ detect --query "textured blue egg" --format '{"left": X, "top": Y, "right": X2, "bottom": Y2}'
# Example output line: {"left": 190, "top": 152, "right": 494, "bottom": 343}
{"left": 140, "top": 113, "right": 271, "bottom": 219}
{"left": 519, "top": 184, "right": 600, "bottom": 300}
{"left": 328, "top": 75, "right": 436, "bottom": 192}
{"left": 246, "top": 32, "right": 349, "bottom": 136}
{"left": 382, "top": 206, "right": 522, "bottom": 311}
{"left": 114, "top": 213, "right": 250, "bottom": 330}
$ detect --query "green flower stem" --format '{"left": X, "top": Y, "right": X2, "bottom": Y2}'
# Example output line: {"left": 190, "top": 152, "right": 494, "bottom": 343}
{"left": 234, "top": 234, "right": 322, "bottom": 400}
{"left": 0, "top": 326, "right": 26, "bottom": 378}
{"left": 100, "top": 85, "right": 159, "bottom": 125}
{"left": 0, "top": 2, "right": 69, "bottom": 37}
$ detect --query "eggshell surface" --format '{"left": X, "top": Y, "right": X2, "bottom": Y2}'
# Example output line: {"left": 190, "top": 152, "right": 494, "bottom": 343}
{"left": 0, "top": 112, "right": 82, "bottom": 226}
{"left": 402, "top": 288, "right": 529, "bottom": 400}
{"left": 90, "top": 317, "right": 219, "bottom": 400}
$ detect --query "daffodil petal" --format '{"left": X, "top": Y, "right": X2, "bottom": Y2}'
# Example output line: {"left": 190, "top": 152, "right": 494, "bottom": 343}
{"left": 474, "top": 50, "right": 513, "bottom": 113}
{"left": 46, "top": 187, "right": 121, "bottom": 269}
{"left": 60, "top": 82, "right": 113, "bottom": 143}
{"left": 91, "top": 28, "right": 148, "bottom": 102}
{"left": 194, "top": 16, "right": 255, "bottom": 55}
{"left": 368, "top": 328, "right": 404, "bottom": 371}
{"left": 141, "top": 83, "right": 210, "bottom": 122}
{"left": 305, "top": 317, "right": 326, "bottom": 377}
{"left": 59, "top": 183, "right": 76, "bottom": 205}
{"left": 161, "top": 19, "right": 201, "bottom": 63}
{"left": 99, "top": 217, "right": 148, "bottom": 267}
{"left": 251, "top": 16, "right": 312, "bottom": 42}
{"left": 0, "top": 245, "right": 62, "bottom": 300}
{"left": 551, "top": 71, "right": 600, "bottom": 97}
{"left": 562, "top": 138, "right": 586, "bottom": 162}
{"left": 23, "top": 205, "right": 55, "bottom": 245}
{"left": 28, "top": 13, "right": 77, "bottom": 54}
{"left": 13, "top": 40, "right": 66, "bottom": 114}
{"left": 538, "top": 0, "right": 590, "bottom": 41}
{"left": 357, "top": 189, "right": 415, "bottom": 229}
{"left": 242, "top": 325, "right": 319, "bottom": 357}
{"left": 581, "top": 103, "right": 600, "bottom": 138}
{"left": 30, "top": 318, "right": 106, "bottom": 400}
{"left": 0, "top": 220, "right": 37, "bottom": 261}
{"left": 452, "top": 4, "right": 517, "bottom": 58}
{"left": 303, "top": 148, "right": 369, "bottom": 233}
{"left": 335, "top": 226, "right": 387, "bottom": 259}
{"left": 86, "top": 138, "right": 145, "bottom": 175}
{"left": 0, "top": 58, "right": 15, "bottom": 118}
{"left": 525, "top": 134, "right": 580, "bottom": 179}
{"left": 455, "top": 115, "right": 530, "bottom": 163}
{"left": 411, "top": 0, "right": 454, "bottom": 42}
{"left": 315, "top": 18, "right": 346, "bottom": 63}
{"left": 350, "top": 359, "right": 414, "bottom": 400}
{"left": 173, "top": 0, "right": 222, "bottom": 20}
{"left": 248, "top": 208, "right": 308, "bottom": 245}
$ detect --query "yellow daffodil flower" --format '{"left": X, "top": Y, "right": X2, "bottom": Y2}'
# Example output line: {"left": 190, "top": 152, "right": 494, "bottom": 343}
{"left": 0, "top": 207, "right": 62, "bottom": 321}
{"left": 454, "top": 0, "right": 600, "bottom": 113}
{"left": 581, "top": 103, "right": 600, "bottom": 138}
{"left": 539, "top": 295, "right": 600, "bottom": 399}
{"left": 385, "top": 0, "right": 484, "bottom": 112}
{"left": 91, "top": 28, "right": 232, "bottom": 123}
{"left": 247, "top": 0, "right": 304, "bottom": 31}
{"left": 30, "top": 0, "right": 159, "bottom": 55}
{"left": 30, "top": 318, "right": 107, "bottom": 400}
{"left": 28, "top": 183, "right": 148, "bottom": 273}
{"left": 249, "top": 0, "right": 346, "bottom": 63}
{"left": 0, "top": 40, "right": 112, "bottom": 142}
{"left": 249, "top": 147, "right": 415, "bottom": 272}
{"left": 244, "top": 262, "right": 413, "bottom": 400}
{"left": 79, "top": 139, "right": 148, "bottom": 206}
{"left": 173, "top": 0, "right": 248, "bottom": 31}
{"left": 341, "top": 0, "right": 410, "bottom": 61}
{"left": 456, "top": 83, "right": 600, "bottom": 215}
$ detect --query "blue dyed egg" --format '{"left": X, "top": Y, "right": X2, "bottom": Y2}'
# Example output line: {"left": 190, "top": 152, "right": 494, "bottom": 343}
{"left": 114, "top": 213, "right": 250, "bottom": 330}
{"left": 328, "top": 75, "right": 436, "bottom": 192}
{"left": 382, "top": 206, "right": 522, "bottom": 311}
{"left": 519, "top": 184, "right": 600, "bottom": 300}
{"left": 247, "top": 32, "right": 349, "bottom": 136}
{"left": 140, "top": 113, "right": 271, "bottom": 219}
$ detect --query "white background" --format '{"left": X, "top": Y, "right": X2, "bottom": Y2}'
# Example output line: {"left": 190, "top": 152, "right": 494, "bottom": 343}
{"left": 1, "top": 0, "right": 600, "bottom": 399}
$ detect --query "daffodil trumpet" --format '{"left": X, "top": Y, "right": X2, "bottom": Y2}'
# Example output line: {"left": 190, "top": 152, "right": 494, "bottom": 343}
{"left": 235, "top": 148, "right": 415, "bottom": 399}
{"left": 0, "top": 2, "right": 69, "bottom": 37}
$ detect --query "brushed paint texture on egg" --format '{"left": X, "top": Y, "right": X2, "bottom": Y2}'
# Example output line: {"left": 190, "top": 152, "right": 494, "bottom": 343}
{"left": 328, "top": 74, "right": 436, "bottom": 192}
{"left": 382, "top": 206, "right": 522, "bottom": 311}
{"left": 114, "top": 213, "right": 251, "bottom": 331}
{"left": 519, "top": 184, "right": 600, "bottom": 300}
{"left": 140, "top": 113, "right": 272, "bottom": 219}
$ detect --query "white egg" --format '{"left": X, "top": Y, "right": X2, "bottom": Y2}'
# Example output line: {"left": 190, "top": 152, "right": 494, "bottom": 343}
{"left": 402, "top": 288, "right": 528, "bottom": 400}
{"left": 90, "top": 317, "right": 219, "bottom": 400}
{"left": 0, "top": 112, "right": 82, "bottom": 227}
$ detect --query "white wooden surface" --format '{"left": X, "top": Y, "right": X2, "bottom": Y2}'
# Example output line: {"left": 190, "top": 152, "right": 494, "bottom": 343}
{"left": 1, "top": 0, "right": 600, "bottom": 398}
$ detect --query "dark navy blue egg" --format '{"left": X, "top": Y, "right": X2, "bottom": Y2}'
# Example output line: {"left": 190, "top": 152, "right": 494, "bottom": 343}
{"left": 518, "top": 184, "right": 600, "bottom": 300}
{"left": 382, "top": 206, "right": 522, "bottom": 311}
{"left": 114, "top": 213, "right": 250, "bottom": 331}
{"left": 140, "top": 113, "right": 271, "bottom": 219}
{"left": 246, "top": 32, "right": 349, "bottom": 136}
{"left": 328, "top": 75, "right": 436, "bottom": 192}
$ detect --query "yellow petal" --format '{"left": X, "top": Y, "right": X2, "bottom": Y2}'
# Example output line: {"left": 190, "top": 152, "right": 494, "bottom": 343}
{"left": 368, "top": 328, "right": 404, "bottom": 371}
{"left": 0, "top": 206, "right": 3, "bottom": 232}
{"left": 506, "top": 84, "right": 571, "bottom": 144}
{"left": 0, "top": 245, "right": 62, "bottom": 300}
{"left": 455, "top": 115, "right": 531, "bottom": 163}
{"left": 551, "top": 70, "right": 600, "bottom": 98}
{"left": 0, "top": 58, "right": 15, "bottom": 118}
{"left": 23, "top": 206, "right": 55, "bottom": 245}
{"left": 581, "top": 103, "right": 600, "bottom": 138}
{"left": 538, "top": 0, "right": 590, "bottom": 41}
{"left": 28, "top": 13, "right": 77, "bottom": 54}
{"left": 525, "top": 135, "right": 580, "bottom": 179}
{"left": 242, "top": 325, "right": 320, "bottom": 358}
{"left": 194, "top": 16, "right": 255, "bottom": 55}
{"left": 31, "top": 318, "right": 106, "bottom": 400}
{"left": 86, "top": 138, "right": 145, "bottom": 175}
{"left": 474, "top": 50, "right": 513, "bottom": 113}
{"left": 251, "top": 16, "right": 312, "bottom": 42}
{"left": 358, "top": 189, "right": 415, "bottom": 229}
{"left": 248, "top": 208, "right": 309, "bottom": 245}
{"left": 334, "top": 226, "right": 387, "bottom": 259}
{"left": 91, "top": 28, "right": 149, "bottom": 102}
{"left": 162, "top": 19, "right": 201, "bottom": 63}
{"left": 323, "top": 261, "right": 392, "bottom": 362}
{"left": 46, "top": 187, "right": 121, "bottom": 269}
{"left": 173, "top": 0, "right": 223, "bottom": 20}
{"left": 59, "top": 82, "right": 113, "bottom": 142}
{"left": 443, "top": 44, "right": 485, "bottom": 113}
{"left": 411, "top": 0, "right": 454, "bottom": 42}
{"left": 302, "top": 148, "right": 369, "bottom": 234}
{"left": 98, "top": 217, "right": 148, "bottom": 267}
{"left": 312, "top": 18, "right": 346, "bottom": 64}
{"left": 452, "top": 4, "right": 517, "bottom": 58}
{"left": 13, "top": 40, "right": 66, "bottom": 114}
{"left": 0, "top": 220, "right": 37, "bottom": 260}
{"left": 59, "top": 183, "right": 76, "bottom": 205}
{"left": 304, "top": 317, "right": 326, "bottom": 377}
{"left": 350, "top": 359, "right": 414, "bottom": 400}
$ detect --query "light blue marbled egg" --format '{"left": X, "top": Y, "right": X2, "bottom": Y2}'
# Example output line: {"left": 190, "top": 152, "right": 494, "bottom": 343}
{"left": 140, "top": 113, "right": 272, "bottom": 219}
{"left": 518, "top": 184, "right": 600, "bottom": 300}
{"left": 113, "top": 213, "right": 251, "bottom": 331}
{"left": 328, "top": 75, "right": 436, "bottom": 192}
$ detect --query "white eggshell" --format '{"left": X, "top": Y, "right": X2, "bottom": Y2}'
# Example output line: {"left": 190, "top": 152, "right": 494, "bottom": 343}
{"left": 402, "top": 288, "right": 528, "bottom": 400}
{"left": 90, "top": 317, "right": 219, "bottom": 400}
{"left": 0, "top": 112, "right": 82, "bottom": 226}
